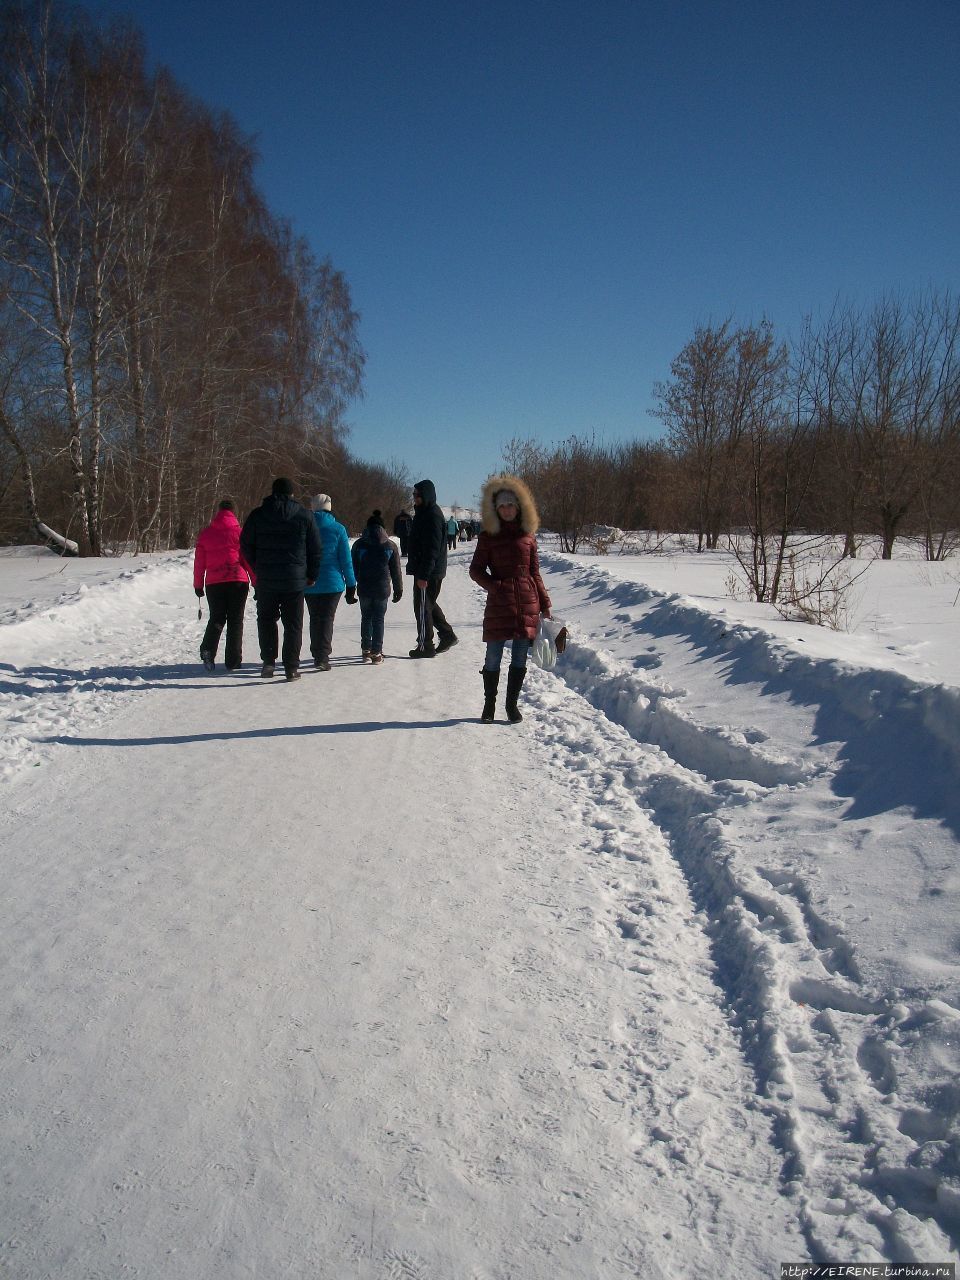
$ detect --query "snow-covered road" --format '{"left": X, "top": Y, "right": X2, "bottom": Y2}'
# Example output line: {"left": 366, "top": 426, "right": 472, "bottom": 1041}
{"left": 1, "top": 546, "right": 957, "bottom": 1275}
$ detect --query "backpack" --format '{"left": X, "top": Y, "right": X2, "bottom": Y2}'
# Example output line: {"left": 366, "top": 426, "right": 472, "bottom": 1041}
{"left": 355, "top": 537, "right": 391, "bottom": 589}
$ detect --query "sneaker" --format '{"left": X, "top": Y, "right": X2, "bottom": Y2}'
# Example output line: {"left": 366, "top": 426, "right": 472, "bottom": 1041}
{"left": 313, "top": 658, "right": 331, "bottom": 671}
{"left": 362, "top": 649, "right": 373, "bottom": 664}
{"left": 371, "top": 652, "right": 384, "bottom": 665}
{"left": 201, "top": 650, "right": 215, "bottom": 672}
{"left": 285, "top": 668, "right": 301, "bottom": 681}
{"left": 436, "top": 634, "right": 458, "bottom": 653}
{"left": 260, "top": 662, "right": 275, "bottom": 679}
{"left": 409, "top": 646, "right": 436, "bottom": 658}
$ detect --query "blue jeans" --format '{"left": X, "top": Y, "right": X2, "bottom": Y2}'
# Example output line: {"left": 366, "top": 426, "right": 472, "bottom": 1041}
{"left": 484, "top": 638, "right": 529, "bottom": 671}
{"left": 359, "top": 594, "right": 388, "bottom": 653}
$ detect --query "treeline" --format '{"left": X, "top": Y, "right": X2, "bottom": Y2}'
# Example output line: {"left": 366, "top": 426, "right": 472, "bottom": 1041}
{"left": 504, "top": 292, "right": 960, "bottom": 576}
{"left": 0, "top": 0, "right": 403, "bottom": 554}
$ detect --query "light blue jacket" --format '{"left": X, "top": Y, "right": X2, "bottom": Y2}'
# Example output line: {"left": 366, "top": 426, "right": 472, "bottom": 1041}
{"left": 305, "top": 510, "right": 357, "bottom": 594}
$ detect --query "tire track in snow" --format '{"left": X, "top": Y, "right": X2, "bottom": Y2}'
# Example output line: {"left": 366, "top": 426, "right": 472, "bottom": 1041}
{"left": 510, "top": 669, "right": 804, "bottom": 1266}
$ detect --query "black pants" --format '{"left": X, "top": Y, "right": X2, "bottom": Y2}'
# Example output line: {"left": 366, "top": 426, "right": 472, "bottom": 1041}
{"left": 255, "top": 588, "right": 305, "bottom": 672}
{"left": 305, "top": 591, "right": 342, "bottom": 661}
{"left": 202, "top": 582, "right": 249, "bottom": 669}
{"left": 413, "top": 576, "right": 454, "bottom": 651}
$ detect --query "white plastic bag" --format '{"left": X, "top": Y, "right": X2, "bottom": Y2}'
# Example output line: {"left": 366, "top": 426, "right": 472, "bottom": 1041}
{"left": 531, "top": 617, "right": 560, "bottom": 670}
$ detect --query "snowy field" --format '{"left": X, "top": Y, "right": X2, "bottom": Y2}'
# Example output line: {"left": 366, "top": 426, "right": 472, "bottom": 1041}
{"left": 1, "top": 538, "right": 959, "bottom": 1277}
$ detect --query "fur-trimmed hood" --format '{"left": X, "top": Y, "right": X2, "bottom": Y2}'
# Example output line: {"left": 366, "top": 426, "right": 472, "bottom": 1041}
{"left": 480, "top": 474, "right": 540, "bottom": 536}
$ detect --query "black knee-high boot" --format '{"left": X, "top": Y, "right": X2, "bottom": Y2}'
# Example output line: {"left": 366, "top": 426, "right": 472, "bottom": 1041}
{"left": 505, "top": 665, "right": 527, "bottom": 723}
{"left": 481, "top": 668, "right": 499, "bottom": 723}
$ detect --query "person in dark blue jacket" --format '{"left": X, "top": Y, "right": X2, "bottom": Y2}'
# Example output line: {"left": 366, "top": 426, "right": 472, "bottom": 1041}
{"left": 304, "top": 494, "right": 357, "bottom": 671}
{"left": 240, "top": 478, "right": 322, "bottom": 681}
{"left": 351, "top": 510, "right": 403, "bottom": 664}
{"left": 406, "top": 478, "right": 457, "bottom": 658}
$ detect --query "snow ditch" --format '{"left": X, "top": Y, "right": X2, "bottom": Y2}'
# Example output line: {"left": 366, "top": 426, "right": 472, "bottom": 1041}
{"left": 533, "top": 557, "right": 960, "bottom": 1261}
{"left": 553, "top": 633, "right": 809, "bottom": 787}
{"left": 535, "top": 660, "right": 957, "bottom": 1261}
{"left": 543, "top": 555, "right": 960, "bottom": 817}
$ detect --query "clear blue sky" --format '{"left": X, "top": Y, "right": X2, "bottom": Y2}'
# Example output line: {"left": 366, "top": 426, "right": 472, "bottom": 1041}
{"left": 92, "top": 0, "right": 960, "bottom": 508}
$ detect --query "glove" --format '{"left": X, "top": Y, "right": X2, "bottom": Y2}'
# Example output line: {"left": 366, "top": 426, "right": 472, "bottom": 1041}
{"left": 345, "top": 586, "right": 358, "bottom": 605}
{"left": 392, "top": 590, "right": 402, "bottom": 604}
{"left": 195, "top": 587, "right": 204, "bottom": 598}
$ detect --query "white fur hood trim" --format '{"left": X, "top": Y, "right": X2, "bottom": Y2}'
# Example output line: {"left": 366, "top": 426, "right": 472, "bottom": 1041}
{"left": 480, "top": 474, "right": 540, "bottom": 536}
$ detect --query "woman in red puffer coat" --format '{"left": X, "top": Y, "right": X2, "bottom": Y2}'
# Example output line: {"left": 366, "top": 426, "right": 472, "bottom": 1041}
{"left": 193, "top": 499, "right": 255, "bottom": 672}
{"left": 469, "top": 474, "right": 551, "bottom": 724}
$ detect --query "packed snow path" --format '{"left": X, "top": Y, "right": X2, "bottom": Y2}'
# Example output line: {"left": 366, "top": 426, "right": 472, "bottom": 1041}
{"left": 1, "top": 548, "right": 957, "bottom": 1275}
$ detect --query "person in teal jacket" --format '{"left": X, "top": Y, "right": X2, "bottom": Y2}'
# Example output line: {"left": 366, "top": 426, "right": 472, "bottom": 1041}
{"left": 304, "top": 494, "right": 357, "bottom": 670}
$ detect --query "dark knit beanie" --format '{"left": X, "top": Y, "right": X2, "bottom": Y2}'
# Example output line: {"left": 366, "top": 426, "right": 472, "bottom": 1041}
{"left": 218, "top": 498, "right": 236, "bottom": 512}
{"left": 367, "top": 509, "right": 385, "bottom": 528}
{"left": 272, "top": 477, "right": 294, "bottom": 497}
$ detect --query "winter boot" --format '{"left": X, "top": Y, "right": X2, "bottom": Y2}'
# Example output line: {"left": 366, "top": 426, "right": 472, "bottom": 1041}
{"left": 505, "top": 665, "right": 527, "bottom": 723}
{"left": 480, "top": 668, "right": 499, "bottom": 723}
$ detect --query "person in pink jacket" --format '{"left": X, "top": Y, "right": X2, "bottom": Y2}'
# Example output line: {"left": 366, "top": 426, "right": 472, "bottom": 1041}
{"left": 193, "top": 499, "right": 255, "bottom": 671}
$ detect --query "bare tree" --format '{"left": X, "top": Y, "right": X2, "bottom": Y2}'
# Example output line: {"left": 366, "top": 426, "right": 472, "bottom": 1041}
{"left": 653, "top": 320, "right": 757, "bottom": 550}
{"left": 725, "top": 323, "right": 796, "bottom": 601}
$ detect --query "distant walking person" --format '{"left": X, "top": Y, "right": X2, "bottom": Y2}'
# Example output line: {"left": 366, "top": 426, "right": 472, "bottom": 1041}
{"left": 469, "top": 474, "right": 551, "bottom": 723}
{"left": 393, "top": 509, "right": 413, "bottom": 557}
{"left": 407, "top": 479, "right": 457, "bottom": 658}
{"left": 351, "top": 510, "right": 403, "bottom": 664}
{"left": 193, "top": 499, "right": 254, "bottom": 672}
{"left": 304, "top": 494, "right": 357, "bottom": 671}
{"left": 446, "top": 514, "right": 459, "bottom": 551}
{"left": 240, "top": 478, "right": 322, "bottom": 681}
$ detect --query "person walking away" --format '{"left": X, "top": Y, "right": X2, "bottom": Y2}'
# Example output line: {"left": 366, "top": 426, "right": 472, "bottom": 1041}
{"left": 304, "top": 494, "right": 357, "bottom": 670}
{"left": 469, "top": 475, "right": 551, "bottom": 723}
{"left": 446, "top": 514, "right": 459, "bottom": 551}
{"left": 193, "top": 499, "right": 254, "bottom": 672}
{"left": 407, "top": 479, "right": 457, "bottom": 657}
{"left": 240, "top": 477, "right": 322, "bottom": 681}
{"left": 351, "top": 510, "right": 403, "bottom": 664}
{"left": 393, "top": 509, "right": 413, "bottom": 557}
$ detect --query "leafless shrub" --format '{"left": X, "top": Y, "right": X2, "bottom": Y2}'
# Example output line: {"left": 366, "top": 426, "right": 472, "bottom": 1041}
{"left": 616, "top": 530, "right": 672, "bottom": 555}
{"left": 772, "top": 552, "right": 868, "bottom": 631}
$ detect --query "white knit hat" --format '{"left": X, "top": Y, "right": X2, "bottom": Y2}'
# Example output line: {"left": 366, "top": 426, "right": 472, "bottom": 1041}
{"left": 312, "top": 494, "right": 332, "bottom": 511}
{"left": 494, "top": 489, "right": 519, "bottom": 509}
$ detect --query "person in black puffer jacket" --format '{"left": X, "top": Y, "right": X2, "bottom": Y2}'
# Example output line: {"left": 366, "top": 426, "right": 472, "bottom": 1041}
{"left": 406, "top": 478, "right": 457, "bottom": 658}
{"left": 240, "top": 477, "right": 322, "bottom": 680}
